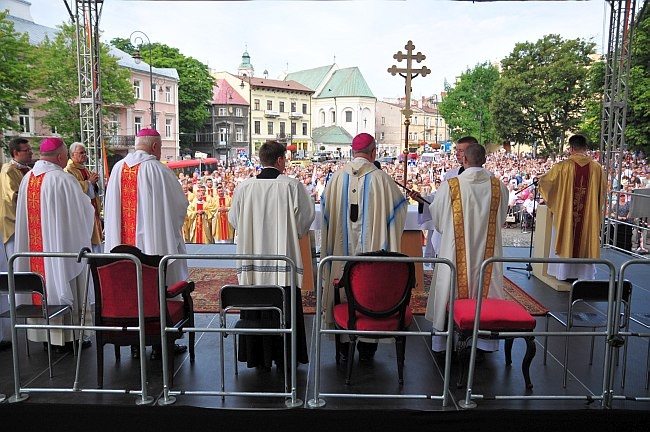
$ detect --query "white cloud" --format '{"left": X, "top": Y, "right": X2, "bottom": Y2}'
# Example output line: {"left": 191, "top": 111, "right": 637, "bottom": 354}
{"left": 26, "top": 0, "right": 609, "bottom": 99}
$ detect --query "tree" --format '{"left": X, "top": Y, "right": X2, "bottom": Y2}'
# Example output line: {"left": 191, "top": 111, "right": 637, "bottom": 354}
{"left": 112, "top": 38, "right": 214, "bottom": 148}
{"left": 438, "top": 62, "right": 500, "bottom": 145}
{"left": 491, "top": 34, "right": 596, "bottom": 156}
{"left": 625, "top": 1, "right": 650, "bottom": 155}
{"left": 576, "top": 59, "right": 605, "bottom": 147}
{"left": 34, "top": 23, "right": 135, "bottom": 141}
{"left": 0, "top": 11, "right": 36, "bottom": 149}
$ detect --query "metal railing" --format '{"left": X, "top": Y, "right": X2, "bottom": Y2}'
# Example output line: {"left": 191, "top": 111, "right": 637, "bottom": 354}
{"left": 307, "top": 255, "right": 456, "bottom": 408}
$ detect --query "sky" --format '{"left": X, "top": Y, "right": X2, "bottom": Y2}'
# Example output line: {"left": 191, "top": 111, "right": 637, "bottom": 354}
{"left": 25, "top": 0, "right": 610, "bottom": 100}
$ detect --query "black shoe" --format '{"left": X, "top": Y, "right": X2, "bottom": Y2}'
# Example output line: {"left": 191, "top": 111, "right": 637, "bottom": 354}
{"left": 337, "top": 342, "right": 349, "bottom": 362}
{"left": 151, "top": 344, "right": 187, "bottom": 360}
{"left": 357, "top": 341, "right": 377, "bottom": 362}
{"left": 0, "top": 340, "right": 12, "bottom": 350}
{"left": 131, "top": 345, "right": 140, "bottom": 359}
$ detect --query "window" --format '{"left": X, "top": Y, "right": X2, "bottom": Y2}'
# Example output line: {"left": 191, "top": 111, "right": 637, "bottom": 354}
{"left": 219, "top": 126, "right": 228, "bottom": 145}
{"left": 291, "top": 122, "right": 296, "bottom": 136}
{"left": 134, "top": 116, "right": 143, "bottom": 135}
{"left": 279, "top": 101, "right": 285, "bottom": 113}
{"left": 331, "top": 111, "right": 336, "bottom": 123}
{"left": 291, "top": 101, "right": 296, "bottom": 112}
{"left": 320, "top": 111, "right": 325, "bottom": 125}
{"left": 165, "top": 86, "right": 172, "bottom": 103}
{"left": 254, "top": 99, "right": 260, "bottom": 111}
{"left": 279, "top": 121, "right": 286, "bottom": 136}
{"left": 107, "top": 113, "right": 119, "bottom": 136}
{"left": 302, "top": 103, "right": 308, "bottom": 114}
{"left": 413, "top": 116, "right": 418, "bottom": 125}
{"left": 302, "top": 122, "right": 307, "bottom": 136}
{"left": 254, "top": 121, "right": 261, "bottom": 134}
{"left": 151, "top": 84, "right": 157, "bottom": 102}
{"left": 267, "top": 100, "right": 273, "bottom": 111}
{"left": 236, "top": 127, "right": 243, "bottom": 142}
{"left": 381, "top": 116, "right": 385, "bottom": 125}
{"left": 133, "top": 79, "right": 142, "bottom": 99}
{"left": 235, "top": 107, "right": 242, "bottom": 117}
{"left": 18, "top": 108, "right": 31, "bottom": 133}
{"left": 345, "top": 110, "right": 352, "bottom": 122}
{"left": 165, "top": 119, "right": 172, "bottom": 138}
{"left": 380, "top": 132, "right": 385, "bottom": 140}
{"left": 267, "top": 121, "right": 274, "bottom": 135}
{"left": 218, "top": 107, "right": 227, "bottom": 116}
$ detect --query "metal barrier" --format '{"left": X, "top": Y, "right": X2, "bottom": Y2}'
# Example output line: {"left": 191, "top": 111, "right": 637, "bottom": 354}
{"left": 156, "top": 253, "right": 302, "bottom": 408}
{"left": 307, "top": 255, "right": 457, "bottom": 408}
{"left": 4, "top": 250, "right": 155, "bottom": 405}
{"left": 615, "top": 259, "right": 650, "bottom": 402}
{"left": 459, "top": 256, "right": 619, "bottom": 409}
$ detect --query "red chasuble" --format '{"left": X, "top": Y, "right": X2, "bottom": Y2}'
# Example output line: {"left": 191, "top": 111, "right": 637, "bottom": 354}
{"left": 120, "top": 164, "right": 140, "bottom": 245}
{"left": 26, "top": 173, "right": 45, "bottom": 304}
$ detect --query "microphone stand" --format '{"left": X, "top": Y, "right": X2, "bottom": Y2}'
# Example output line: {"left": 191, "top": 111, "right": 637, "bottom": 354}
{"left": 506, "top": 181, "right": 539, "bottom": 279}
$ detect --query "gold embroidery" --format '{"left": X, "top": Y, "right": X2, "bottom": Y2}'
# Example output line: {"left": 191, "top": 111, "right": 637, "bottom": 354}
{"left": 449, "top": 177, "right": 468, "bottom": 298}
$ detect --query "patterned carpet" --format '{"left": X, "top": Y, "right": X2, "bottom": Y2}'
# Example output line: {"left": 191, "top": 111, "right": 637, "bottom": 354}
{"left": 188, "top": 268, "right": 547, "bottom": 316}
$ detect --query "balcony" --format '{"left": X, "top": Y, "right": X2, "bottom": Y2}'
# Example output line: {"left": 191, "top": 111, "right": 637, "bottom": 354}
{"left": 264, "top": 110, "right": 280, "bottom": 118}
{"left": 289, "top": 111, "right": 302, "bottom": 119}
{"left": 105, "top": 135, "right": 135, "bottom": 149}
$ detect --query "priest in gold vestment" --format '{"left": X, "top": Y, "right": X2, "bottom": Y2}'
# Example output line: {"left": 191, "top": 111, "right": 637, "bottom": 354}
{"left": 65, "top": 142, "right": 103, "bottom": 252}
{"left": 187, "top": 184, "right": 214, "bottom": 244}
{"left": 211, "top": 183, "right": 235, "bottom": 242}
{"left": 538, "top": 134, "right": 607, "bottom": 281}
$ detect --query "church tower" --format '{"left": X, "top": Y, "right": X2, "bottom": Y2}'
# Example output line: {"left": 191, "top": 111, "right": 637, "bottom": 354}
{"left": 238, "top": 48, "right": 254, "bottom": 78}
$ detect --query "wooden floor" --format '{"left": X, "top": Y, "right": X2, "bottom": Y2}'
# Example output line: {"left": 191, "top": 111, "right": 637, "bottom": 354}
{"left": 1, "top": 246, "right": 649, "bottom": 417}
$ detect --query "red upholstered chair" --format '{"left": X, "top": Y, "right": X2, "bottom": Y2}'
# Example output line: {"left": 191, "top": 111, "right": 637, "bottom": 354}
{"left": 88, "top": 245, "right": 195, "bottom": 388}
{"left": 333, "top": 251, "right": 415, "bottom": 385}
{"left": 453, "top": 298, "right": 537, "bottom": 389}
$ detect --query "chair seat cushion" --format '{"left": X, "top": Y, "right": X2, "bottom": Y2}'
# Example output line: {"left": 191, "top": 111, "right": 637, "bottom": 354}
{"left": 333, "top": 303, "right": 413, "bottom": 331}
{"left": 453, "top": 299, "right": 536, "bottom": 331}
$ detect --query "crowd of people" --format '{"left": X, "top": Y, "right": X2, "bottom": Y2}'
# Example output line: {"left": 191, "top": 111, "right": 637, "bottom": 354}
{"left": 1, "top": 129, "right": 648, "bottom": 364}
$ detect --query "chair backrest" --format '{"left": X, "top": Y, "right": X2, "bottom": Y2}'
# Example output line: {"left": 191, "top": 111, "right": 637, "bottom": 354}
{"left": 338, "top": 250, "right": 415, "bottom": 329}
{"left": 88, "top": 245, "right": 163, "bottom": 320}
{"left": 0, "top": 272, "right": 46, "bottom": 301}
{"left": 570, "top": 279, "right": 633, "bottom": 306}
{"left": 220, "top": 285, "right": 285, "bottom": 312}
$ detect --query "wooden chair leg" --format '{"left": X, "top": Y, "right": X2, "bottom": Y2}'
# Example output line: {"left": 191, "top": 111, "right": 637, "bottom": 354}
{"left": 396, "top": 336, "right": 406, "bottom": 385}
{"left": 504, "top": 337, "right": 514, "bottom": 366}
{"left": 345, "top": 337, "right": 356, "bottom": 385}
{"left": 522, "top": 336, "right": 536, "bottom": 389}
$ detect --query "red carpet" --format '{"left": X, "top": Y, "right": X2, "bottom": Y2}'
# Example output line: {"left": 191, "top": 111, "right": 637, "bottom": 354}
{"left": 189, "top": 268, "right": 547, "bottom": 316}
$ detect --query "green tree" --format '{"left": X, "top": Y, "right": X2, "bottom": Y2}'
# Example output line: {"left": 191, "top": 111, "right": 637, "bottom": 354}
{"left": 625, "top": 1, "right": 650, "bottom": 155}
{"left": 112, "top": 38, "right": 214, "bottom": 148}
{"left": 0, "top": 11, "right": 36, "bottom": 149}
{"left": 34, "top": 23, "right": 135, "bottom": 141}
{"left": 438, "top": 62, "right": 500, "bottom": 145}
{"left": 491, "top": 34, "right": 596, "bottom": 156}
{"left": 576, "top": 59, "right": 605, "bottom": 147}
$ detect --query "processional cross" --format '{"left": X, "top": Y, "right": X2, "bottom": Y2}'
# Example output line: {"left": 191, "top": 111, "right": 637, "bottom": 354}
{"left": 388, "top": 40, "right": 430, "bottom": 186}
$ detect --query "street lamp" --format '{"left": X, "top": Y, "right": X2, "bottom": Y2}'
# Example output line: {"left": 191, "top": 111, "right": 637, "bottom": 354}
{"left": 130, "top": 30, "right": 155, "bottom": 129}
{"left": 240, "top": 75, "right": 253, "bottom": 158}
{"left": 223, "top": 89, "right": 234, "bottom": 167}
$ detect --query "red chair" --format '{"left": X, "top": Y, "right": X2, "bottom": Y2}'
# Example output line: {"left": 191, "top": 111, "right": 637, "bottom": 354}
{"left": 88, "top": 245, "right": 195, "bottom": 388}
{"left": 453, "top": 298, "right": 537, "bottom": 389}
{"left": 333, "top": 251, "right": 415, "bottom": 385}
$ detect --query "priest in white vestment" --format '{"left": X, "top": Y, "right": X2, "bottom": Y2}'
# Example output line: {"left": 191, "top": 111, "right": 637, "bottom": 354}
{"left": 320, "top": 133, "right": 408, "bottom": 360}
{"left": 424, "top": 143, "right": 508, "bottom": 353}
{"left": 228, "top": 140, "right": 314, "bottom": 369}
{"left": 104, "top": 128, "right": 189, "bottom": 286}
{"left": 14, "top": 137, "right": 94, "bottom": 347}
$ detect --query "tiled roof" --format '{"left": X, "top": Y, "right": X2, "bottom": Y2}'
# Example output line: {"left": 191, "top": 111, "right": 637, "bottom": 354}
{"left": 316, "top": 67, "right": 375, "bottom": 99}
{"left": 212, "top": 79, "right": 248, "bottom": 105}
{"left": 312, "top": 126, "right": 354, "bottom": 146}
{"left": 109, "top": 46, "right": 179, "bottom": 80}
{"left": 250, "top": 77, "right": 314, "bottom": 94}
{"left": 284, "top": 65, "right": 335, "bottom": 91}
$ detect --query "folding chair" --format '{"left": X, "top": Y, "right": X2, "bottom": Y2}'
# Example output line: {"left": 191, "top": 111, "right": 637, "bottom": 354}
{"left": 630, "top": 313, "right": 650, "bottom": 389}
{"left": 544, "top": 279, "right": 632, "bottom": 388}
{"left": 0, "top": 272, "right": 76, "bottom": 378}
{"left": 219, "top": 284, "right": 287, "bottom": 396}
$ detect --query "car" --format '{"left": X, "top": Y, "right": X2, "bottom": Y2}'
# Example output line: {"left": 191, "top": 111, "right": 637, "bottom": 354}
{"left": 311, "top": 152, "right": 329, "bottom": 163}
{"left": 378, "top": 156, "right": 396, "bottom": 164}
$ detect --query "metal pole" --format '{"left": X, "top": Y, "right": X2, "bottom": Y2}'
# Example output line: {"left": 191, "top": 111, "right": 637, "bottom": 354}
{"left": 130, "top": 31, "right": 155, "bottom": 129}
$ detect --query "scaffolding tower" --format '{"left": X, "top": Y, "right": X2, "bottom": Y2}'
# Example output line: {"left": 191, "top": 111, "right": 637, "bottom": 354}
{"left": 71, "top": 0, "right": 105, "bottom": 185}
{"left": 600, "top": 0, "right": 638, "bottom": 248}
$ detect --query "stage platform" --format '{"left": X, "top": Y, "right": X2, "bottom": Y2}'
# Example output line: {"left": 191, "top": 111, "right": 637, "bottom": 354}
{"left": 0, "top": 246, "right": 649, "bottom": 430}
